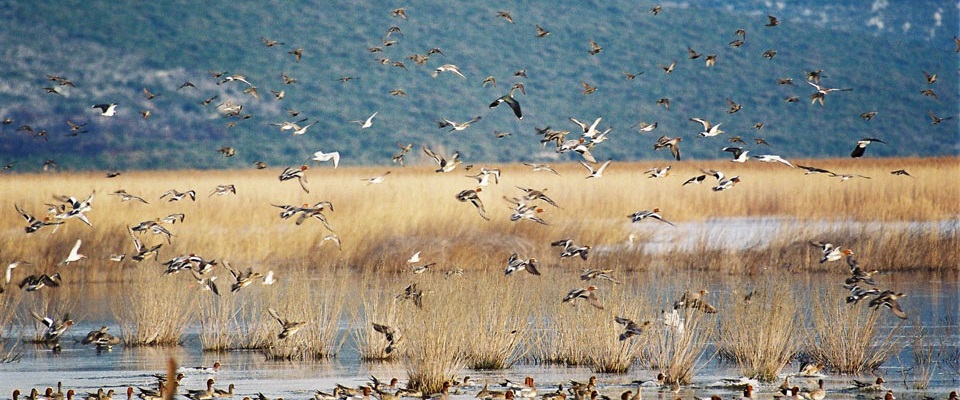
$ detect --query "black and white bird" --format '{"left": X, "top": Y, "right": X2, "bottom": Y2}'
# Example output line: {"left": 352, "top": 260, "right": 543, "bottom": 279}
{"left": 92, "top": 103, "right": 118, "bottom": 116}
{"left": 850, "top": 138, "right": 886, "bottom": 158}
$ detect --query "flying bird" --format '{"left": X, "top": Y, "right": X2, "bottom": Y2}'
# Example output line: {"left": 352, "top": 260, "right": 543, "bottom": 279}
{"left": 752, "top": 154, "right": 794, "bottom": 167}
{"left": 535, "top": 24, "right": 550, "bottom": 38}
{"left": 363, "top": 171, "right": 391, "bottom": 185}
{"left": 850, "top": 138, "right": 886, "bottom": 158}
{"left": 267, "top": 307, "right": 307, "bottom": 339}
{"left": 437, "top": 117, "right": 481, "bottom": 132}
{"left": 312, "top": 151, "right": 341, "bottom": 168}
{"left": 279, "top": 166, "right": 310, "bottom": 193}
{"left": 579, "top": 159, "right": 612, "bottom": 179}
{"left": 723, "top": 146, "right": 750, "bottom": 163}
{"left": 456, "top": 188, "right": 490, "bottom": 220}
{"left": 160, "top": 189, "right": 196, "bottom": 202}
{"left": 654, "top": 136, "right": 682, "bottom": 160}
{"left": 505, "top": 253, "right": 540, "bottom": 276}
{"left": 890, "top": 169, "right": 911, "bottom": 177}
{"left": 588, "top": 40, "right": 603, "bottom": 55}
{"left": 351, "top": 111, "right": 378, "bottom": 129}
{"left": 489, "top": 93, "right": 522, "bottom": 119}
{"left": 92, "top": 103, "right": 118, "bottom": 116}
{"left": 689, "top": 118, "right": 724, "bottom": 137}
{"left": 422, "top": 146, "right": 462, "bottom": 173}
{"left": 15, "top": 204, "right": 63, "bottom": 233}
{"left": 58, "top": 239, "right": 86, "bottom": 266}
{"left": 615, "top": 317, "right": 650, "bottom": 341}
{"left": 628, "top": 208, "right": 676, "bottom": 227}
{"left": 433, "top": 64, "right": 466, "bottom": 78}
{"left": 562, "top": 286, "right": 603, "bottom": 309}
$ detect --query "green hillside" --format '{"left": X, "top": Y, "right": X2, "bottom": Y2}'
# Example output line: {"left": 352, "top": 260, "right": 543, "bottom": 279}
{"left": 0, "top": 0, "right": 956, "bottom": 171}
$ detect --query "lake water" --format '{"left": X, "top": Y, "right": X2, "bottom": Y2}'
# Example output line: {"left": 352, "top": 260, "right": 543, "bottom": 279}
{"left": 1, "top": 277, "right": 957, "bottom": 400}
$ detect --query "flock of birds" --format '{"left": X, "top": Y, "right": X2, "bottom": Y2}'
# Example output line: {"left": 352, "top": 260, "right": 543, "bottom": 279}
{"left": 1, "top": 3, "right": 954, "bottom": 400}
{"left": 10, "top": 360, "right": 947, "bottom": 400}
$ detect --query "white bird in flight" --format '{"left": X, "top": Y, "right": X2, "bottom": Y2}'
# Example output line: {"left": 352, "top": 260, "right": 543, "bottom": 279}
{"left": 58, "top": 239, "right": 86, "bottom": 266}
{"left": 351, "top": 111, "right": 378, "bottom": 129}
{"left": 312, "top": 151, "right": 341, "bottom": 168}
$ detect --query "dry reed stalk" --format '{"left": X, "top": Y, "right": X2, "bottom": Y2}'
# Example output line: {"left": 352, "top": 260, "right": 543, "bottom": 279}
{"left": 458, "top": 276, "right": 531, "bottom": 370}
{"left": 197, "top": 291, "right": 244, "bottom": 351}
{"left": 400, "top": 275, "right": 466, "bottom": 393}
{"left": 583, "top": 287, "right": 653, "bottom": 373}
{"left": 0, "top": 289, "right": 23, "bottom": 341}
{"left": 260, "top": 270, "right": 348, "bottom": 360}
{"left": 908, "top": 324, "right": 940, "bottom": 390}
{"left": 647, "top": 306, "right": 716, "bottom": 385}
{"left": 805, "top": 285, "right": 905, "bottom": 374}
{"left": 0, "top": 339, "right": 22, "bottom": 363}
{"left": 350, "top": 277, "right": 404, "bottom": 361}
{"left": 715, "top": 278, "right": 801, "bottom": 381}
{"left": 530, "top": 300, "right": 584, "bottom": 365}
{"left": 528, "top": 276, "right": 637, "bottom": 369}
{"left": 114, "top": 268, "right": 198, "bottom": 346}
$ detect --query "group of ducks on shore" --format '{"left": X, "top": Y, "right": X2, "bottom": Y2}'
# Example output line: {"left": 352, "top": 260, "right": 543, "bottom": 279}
{"left": 12, "top": 368, "right": 952, "bottom": 400}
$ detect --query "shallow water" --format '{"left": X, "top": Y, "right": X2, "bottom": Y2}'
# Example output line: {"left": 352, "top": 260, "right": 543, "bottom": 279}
{"left": 2, "top": 278, "right": 957, "bottom": 400}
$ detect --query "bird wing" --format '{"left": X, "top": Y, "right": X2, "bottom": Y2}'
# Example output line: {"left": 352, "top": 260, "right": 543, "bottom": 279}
{"left": 689, "top": 118, "right": 710, "bottom": 130}
{"left": 267, "top": 307, "right": 284, "bottom": 325}
{"left": 596, "top": 160, "right": 612, "bottom": 174}
{"left": 14, "top": 204, "right": 34, "bottom": 222}
{"left": 422, "top": 146, "right": 442, "bottom": 165}
{"left": 503, "top": 96, "right": 522, "bottom": 119}
{"left": 69, "top": 239, "right": 83, "bottom": 259}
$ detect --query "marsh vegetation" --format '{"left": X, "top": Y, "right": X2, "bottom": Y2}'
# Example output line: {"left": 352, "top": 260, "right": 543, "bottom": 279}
{"left": 0, "top": 158, "right": 957, "bottom": 391}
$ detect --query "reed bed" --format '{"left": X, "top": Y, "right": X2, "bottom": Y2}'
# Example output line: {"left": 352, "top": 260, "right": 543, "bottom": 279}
{"left": 259, "top": 269, "right": 348, "bottom": 360}
{"left": 0, "top": 288, "right": 22, "bottom": 341}
{"left": 400, "top": 276, "right": 466, "bottom": 393}
{"left": 529, "top": 273, "right": 624, "bottom": 367}
{"left": 0, "top": 158, "right": 953, "bottom": 283}
{"left": 456, "top": 276, "right": 531, "bottom": 370}
{"left": 804, "top": 285, "right": 905, "bottom": 374}
{"left": 715, "top": 277, "right": 801, "bottom": 381}
{"left": 646, "top": 303, "right": 716, "bottom": 385}
{"left": 907, "top": 324, "right": 942, "bottom": 390}
{"left": 0, "top": 157, "right": 955, "bottom": 385}
{"left": 114, "top": 268, "right": 197, "bottom": 346}
{"left": 197, "top": 291, "right": 245, "bottom": 352}
{"left": 350, "top": 271, "right": 404, "bottom": 361}
{"left": 584, "top": 286, "right": 653, "bottom": 373}
{"left": 0, "top": 339, "right": 21, "bottom": 363}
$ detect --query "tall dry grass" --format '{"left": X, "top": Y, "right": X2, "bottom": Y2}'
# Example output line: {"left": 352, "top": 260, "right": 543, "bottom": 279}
{"left": 0, "top": 288, "right": 22, "bottom": 340}
{"left": 400, "top": 276, "right": 465, "bottom": 393}
{"left": 907, "top": 324, "right": 942, "bottom": 390}
{"left": 0, "top": 339, "right": 21, "bottom": 363}
{"left": 349, "top": 270, "right": 405, "bottom": 361}
{"left": 804, "top": 285, "right": 905, "bottom": 374}
{"left": 259, "top": 267, "right": 348, "bottom": 360}
{"left": 456, "top": 276, "right": 531, "bottom": 370}
{"left": 0, "top": 158, "right": 954, "bottom": 375}
{"left": 715, "top": 278, "right": 801, "bottom": 381}
{"left": 197, "top": 291, "right": 245, "bottom": 351}
{"left": 0, "top": 158, "right": 953, "bottom": 283}
{"left": 114, "top": 268, "right": 198, "bottom": 346}
{"left": 646, "top": 306, "right": 716, "bottom": 385}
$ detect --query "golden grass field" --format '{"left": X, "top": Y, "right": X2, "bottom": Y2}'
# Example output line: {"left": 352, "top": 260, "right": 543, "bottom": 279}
{"left": 0, "top": 157, "right": 957, "bottom": 389}
{"left": 0, "top": 156, "right": 956, "bottom": 277}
